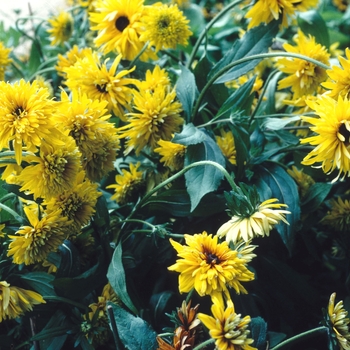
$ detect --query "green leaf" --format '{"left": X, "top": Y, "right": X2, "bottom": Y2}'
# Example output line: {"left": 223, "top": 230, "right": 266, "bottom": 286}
{"left": 298, "top": 10, "right": 330, "bottom": 48}
{"left": 56, "top": 240, "right": 81, "bottom": 278}
{"left": 20, "top": 272, "right": 56, "bottom": 297}
{"left": 172, "top": 123, "right": 208, "bottom": 145}
{"left": 183, "top": 4, "right": 206, "bottom": 36}
{"left": 107, "top": 243, "right": 138, "bottom": 314}
{"left": 262, "top": 116, "right": 300, "bottom": 130}
{"left": 250, "top": 317, "right": 267, "bottom": 350}
{"left": 209, "top": 20, "right": 280, "bottom": 84}
{"left": 176, "top": 65, "right": 198, "bottom": 123}
{"left": 107, "top": 302, "right": 157, "bottom": 350}
{"left": 267, "top": 332, "right": 286, "bottom": 348}
{"left": 301, "top": 182, "right": 332, "bottom": 213}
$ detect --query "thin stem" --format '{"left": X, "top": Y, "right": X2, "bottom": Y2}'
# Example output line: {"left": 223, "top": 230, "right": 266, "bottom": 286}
{"left": 158, "top": 332, "right": 174, "bottom": 338}
{"left": 0, "top": 193, "right": 17, "bottom": 203}
{"left": 0, "top": 203, "right": 24, "bottom": 224}
{"left": 107, "top": 305, "right": 122, "bottom": 350}
{"left": 186, "top": 0, "right": 245, "bottom": 69}
{"left": 120, "top": 219, "right": 157, "bottom": 230}
{"left": 193, "top": 338, "right": 215, "bottom": 350}
{"left": 191, "top": 52, "right": 330, "bottom": 121}
{"left": 29, "top": 67, "right": 56, "bottom": 81}
{"left": 127, "top": 41, "right": 149, "bottom": 70}
{"left": 271, "top": 326, "right": 328, "bottom": 350}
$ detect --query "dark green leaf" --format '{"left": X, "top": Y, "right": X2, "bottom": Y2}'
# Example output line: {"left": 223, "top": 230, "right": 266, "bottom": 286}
{"left": 107, "top": 302, "right": 157, "bottom": 350}
{"left": 107, "top": 243, "right": 138, "bottom": 314}
{"left": 183, "top": 4, "right": 206, "bottom": 36}
{"left": 20, "top": 272, "right": 56, "bottom": 297}
{"left": 56, "top": 240, "right": 81, "bottom": 278}
{"left": 267, "top": 331, "right": 286, "bottom": 348}
{"left": 301, "top": 182, "right": 332, "bottom": 213}
{"left": 149, "top": 291, "right": 174, "bottom": 325}
{"left": 250, "top": 317, "right": 267, "bottom": 350}
{"left": 194, "top": 55, "right": 213, "bottom": 91}
{"left": 32, "top": 326, "right": 72, "bottom": 341}
{"left": 92, "top": 195, "right": 110, "bottom": 232}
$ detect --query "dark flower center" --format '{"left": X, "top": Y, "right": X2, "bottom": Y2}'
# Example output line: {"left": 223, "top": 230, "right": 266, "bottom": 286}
{"left": 115, "top": 16, "right": 130, "bottom": 32}
{"left": 158, "top": 17, "right": 170, "bottom": 29}
{"left": 204, "top": 251, "right": 221, "bottom": 265}
{"left": 339, "top": 123, "right": 350, "bottom": 144}
{"left": 96, "top": 84, "right": 107, "bottom": 93}
{"left": 13, "top": 106, "right": 27, "bottom": 119}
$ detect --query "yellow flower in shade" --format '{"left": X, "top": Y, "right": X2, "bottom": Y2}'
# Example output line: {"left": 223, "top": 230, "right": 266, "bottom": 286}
{"left": 0, "top": 41, "right": 12, "bottom": 81}
{"left": 118, "top": 87, "right": 184, "bottom": 155}
{"left": 7, "top": 206, "right": 69, "bottom": 265}
{"left": 0, "top": 281, "right": 45, "bottom": 322}
{"left": 140, "top": 3, "right": 192, "bottom": 53}
{"left": 17, "top": 137, "right": 81, "bottom": 200}
{"left": 154, "top": 140, "right": 186, "bottom": 171}
{"left": 0, "top": 79, "right": 59, "bottom": 165}
{"left": 326, "top": 293, "right": 350, "bottom": 350}
{"left": 332, "top": 0, "right": 348, "bottom": 11}
{"left": 287, "top": 166, "right": 315, "bottom": 198}
{"left": 300, "top": 95, "right": 350, "bottom": 181}
{"left": 276, "top": 30, "right": 330, "bottom": 99}
{"left": 322, "top": 197, "right": 350, "bottom": 232}
{"left": 136, "top": 65, "right": 171, "bottom": 93}
{"left": 216, "top": 130, "right": 237, "bottom": 165}
{"left": 56, "top": 45, "right": 93, "bottom": 78}
{"left": 47, "top": 11, "right": 74, "bottom": 46}
{"left": 44, "top": 171, "right": 101, "bottom": 234}
{"left": 90, "top": 0, "right": 156, "bottom": 61}
{"left": 197, "top": 298, "right": 256, "bottom": 350}
{"left": 0, "top": 224, "right": 5, "bottom": 238}
{"left": 217, "top": 198, "right": 290, "bottom": 244}
{"left": 323, "top": 48, "right": 350, "bottom": 99}
{"left": 106, "top": 162, "right": 145, "bottom": 205}
{"left": 63, "top": 51, "right": 136, "bottom": 119}
{"left": 168, "top": 232, "right": 256, "bottom": 300}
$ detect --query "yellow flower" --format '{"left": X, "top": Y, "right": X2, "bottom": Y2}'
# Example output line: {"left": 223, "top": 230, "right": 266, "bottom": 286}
{"left": 0, "top": 41, "right": 12, "bottom": 81}
{"left": 90, "top": 0, "right": 156, "bottom": 61}
{"left": 0, "top": 223, "right": 5, "bottom": 238}
{"left": 287, "top": 166, "right": 315, "bottom": 198}
{"left": 154, "top": 140, "right": 186, "bottom": 171}
{"left": 63, "top": 51, "right": 136, "bottom": 119}
{"left": 136, "top": 65, "right": 171, "bottom": 93}
{"left": 322, "top": 197, "right": 350, "bottom": 232}
{"left": 140, "top": 3, "right": 192, "bottom": 52}
{"left": 300, "top": 94, "right": 350, "bottom": 181}
{"left": 106, "top": 162, "right": 144, "bottom": 205}
{"left": 197, "top": 297, "right": 256, "bottom": 350}
{"left": 118, "top": 87, "right": 184, "bottom": 155}
{"left": 0, "top": 79, "right": 58, "bottom": 165}
{"left": 216, "top": 130, "right": 237, "bottom": 165}
{"left": 332, "top": 0, "right": 348, "bottom": 11}
{"left": 276, "top": 30, "right": 330, "bottom": 99}
{"left": 327, "top": 293, "right": 350, "bottom": 350}
{"left": 47, "top": 11, "right": 74, "bottom": 46}
{"left": 7, "top": 206, "right": 69, "bottom": 265}
{"left": 0, "top": 281, "right": 45, "bottom": 322}
{"left": 168, "top": 232, "right": 255, "bottom": 300}
{"left": 17, "top": 137, "right": 81, "bottom": 200}
{"left": 217, "top": 198, "right": 290, "bottom": 244}
{"left": 323, "top": 48, "right": 350, "bottom": 100}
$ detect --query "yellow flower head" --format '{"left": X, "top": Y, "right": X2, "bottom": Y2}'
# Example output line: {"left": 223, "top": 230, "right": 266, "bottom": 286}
{"left": 217, "top": 198, "right": 290, "bottom": 244}
{"left": 136, "top": 65, "right": 171, "bottom": 93}
{"left": 47, "top": 11, "right": 74, "bottom": 46}
{"left": 197, "top": 297, "right": 256, "bottom": 350}
{"left": 168, "top": 232, "right": 256, "bottom": 300}
{"left": 323, "top": 48, "right": 350, "bottom": 100}
{"left": 106, "top": 162, "right": 145, "bottom": 205}
{"left": 0, "top": 281, "right": 45, "bottom": 322}
{"left": 0, "top": 79, "right": 58, "bottom": 165}
{"left": 118, "top": 87, "right": 184, "bottom": 155}
{"left": 154, "top": 140, "right": 186, "bottom": 171}
{"left": 17, "top": 137, "right": 82, "bottom": 200}
{"left": 332, "top": 0, "right": 348, "bottom": 11}
{"left": 0, "top": 41, "right": 12, "bottom": 81}
{"left": 90, "top": 0, "right": 156, "bottom": 61}
{"left": 216, "top": 130, "right": 237, "bottom": 165}
{"left": 287, "top": 166, "right": 315, "bottom": 198}
{"left": 7, "top": 206, "right": 70, "bottom": 265}
{"left": 140, "top": 3, "right": 192, "bottom": 53}
{"left": 326, "top": 293, "right": 350, "bottom": 350}
{"left": 300, "top": 94, "right": 350, "bottom": 181}
{"left": 276, "top": 30, "right": 330, "bottom": 99}
{"left": 322, "top": 197, "right": 350, "bottom": 232}
{"left": 64, "top": 51, "right": 136, "bottom": 119}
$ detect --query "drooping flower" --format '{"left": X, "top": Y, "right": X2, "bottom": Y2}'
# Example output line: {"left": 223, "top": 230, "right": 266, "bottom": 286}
{"left": 47, "top": 11, "right": 74, "bottom": 46}
{"left": 198, "top": 297, "right": 256, "bottom": 350}
{"left": 0, "top": 79, "right": 59, "bottom": 164}
{"left": 168, "top": 232, "right": 255, "bottom": 300}
{"left": 0, "top": 281, "right": 45, "bottom": 322}
{"left": 0, "top": 41, "right": 12, "bottom": 81}
{"left": 322, "top": 197, "right": 350, "bottom": 232}
{"left": 140, "top": 3, "right": 192, "bottom": 53}
{"left": 216, "top": 130, "right": 237, "bottom": 165}
{"left": 154, "top": 140, "right": 186, "bottom": 171}
{"left": 106, "top": 162, "right": 145, "bottom": 205}
{"left": 287, "top": 166, "right": 315, "bottom": 198}
{"left": 300, "top": 94, "right": 350, "bottom": 181}
{"left": 7, "top": 206, "right": 70, "bottom": 265}
{"left": 275, "top": 30, "right": 330, "bottom": 99}
{"left": 118, "top": 87, "right": 184, "bottom": 155}
{"left": 63, "top": 51, "right": 136, "bottom": 119}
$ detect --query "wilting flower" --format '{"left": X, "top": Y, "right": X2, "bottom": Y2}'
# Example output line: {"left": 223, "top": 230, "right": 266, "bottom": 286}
{"left": 140, "top": 3, "right": 192, "bottom": 52}
{"left": 0, "top": 281, "right": 45, "bottom": 322}
{"left": 276, "top": 30, "right": 330, "bottom": 99}
{"left": 300, "top": 94, "right": 350, "bottom": 181}
{"left": 7, "top": 206, "right": 70, "bottom": 265}
{"left": 47, "top": 11, "right": 74, "bottom": 46}
{"left": 154, "top": 140, "right": 186, "bottom": 171}
{"left": 168, "top": 232, "right": 255, "bottom": 300}
{"left": 197, "top": 297, "right": 256, "bottom": 350}
{"left": 322, "top": 197, "right": 350, "bottom": 232}
{"left": 106, "top": 162, "right": 145, "bottom": 205}
{"left": 118, "top": 87, "right": 184, "bottom": 155}
{"left": 287, "top": 166, "right": 315, "bottom": 198}
{"left": 0, "top": 41, "right": 12, "bottom": 81}
{"left": 216, "top": 130, "right": 237, "bottom": 165}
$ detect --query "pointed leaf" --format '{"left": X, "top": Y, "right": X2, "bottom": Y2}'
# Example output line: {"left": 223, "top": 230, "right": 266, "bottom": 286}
{"left": 21, "top": 272, "right": 56, "bottom": 297}
{"left": 301, "top": 182, "right": 332, "bottom": 213}
{"left": 263, "top": 115, "right": 301, "bottom": 130}
{"left": 172, "top": 123, "right": 208, "bottom": 145}
{"left": 250, "top": 317, "right": 267, "bottom": 350}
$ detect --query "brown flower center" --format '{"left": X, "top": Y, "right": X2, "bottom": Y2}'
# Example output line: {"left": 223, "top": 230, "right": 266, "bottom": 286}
{"left": 115, "top": 16, "right": 130, "bottom": 32}
{"left": 96, "top": 84, "right": 107, "bottom": 93}
{"left": 204, "top": 251, "right": 221, "bottom": 265}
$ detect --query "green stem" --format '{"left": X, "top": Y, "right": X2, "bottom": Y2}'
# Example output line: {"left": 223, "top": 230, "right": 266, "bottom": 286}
{"left": 167, "top": 233, "right": 186, "bottom": 239}
{"left": 127, "top": 41, "right": 149, "bottom": 70}
{"left": 157, "top": 332, "right": 174, "bottom": 338}
{"left": 120, "top": 219, "right": 156, "bottom": 230}
{"left": 186, "top": 0, "right": 245, "bottom": 69}
{"left": 185, "top": 288, "right": 195, "bottom": 303}
{"left": 0, "top": 203, "right": 24, "bottom": 224}
{"left": 193, "top": 338, "right": 215, "bottom": 350}
{"left": 191, "top": 52, "right": 330, "bottom": 121}
{"left": 271, "top": 326, "right": 328, "bottom": 350}
{"left": 0, "top": 193, "right": 17, "bottom": 203}
{"left": 29, "top": 67, "right": 56, "bottom": 81}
